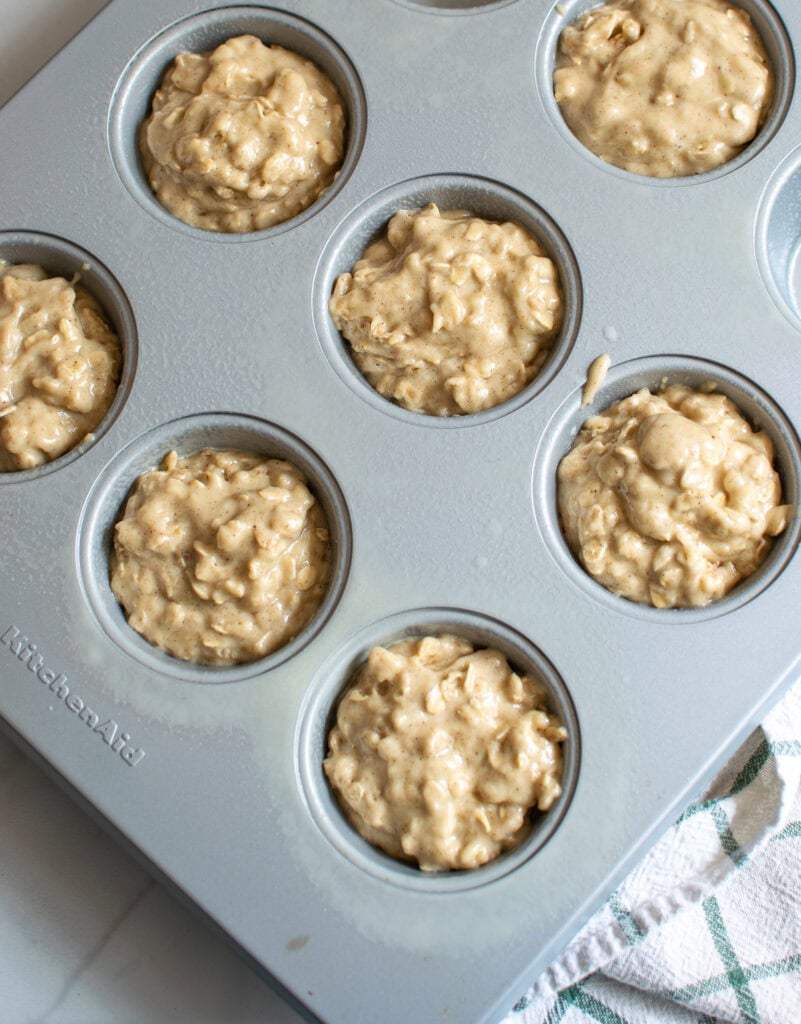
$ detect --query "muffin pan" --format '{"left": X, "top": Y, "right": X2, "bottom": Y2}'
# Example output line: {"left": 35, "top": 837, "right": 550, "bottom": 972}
{"left": 1, "top": 1, "right": 800, "bottom": 1021}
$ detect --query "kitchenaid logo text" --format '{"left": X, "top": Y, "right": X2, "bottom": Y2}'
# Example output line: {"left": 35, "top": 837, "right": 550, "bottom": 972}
{"left": 2, "top": 626, "right": 145, "bottom": 767}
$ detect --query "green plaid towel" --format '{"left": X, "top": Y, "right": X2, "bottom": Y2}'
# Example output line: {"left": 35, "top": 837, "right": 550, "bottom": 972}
{"left": 503, "top": 680, "right": 801, "bottom": 1024}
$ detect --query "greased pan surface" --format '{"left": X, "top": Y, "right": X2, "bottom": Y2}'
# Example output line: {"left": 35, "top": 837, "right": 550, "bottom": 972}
{"left": 1, "top": 1, "right": 800, "bottom": 1021}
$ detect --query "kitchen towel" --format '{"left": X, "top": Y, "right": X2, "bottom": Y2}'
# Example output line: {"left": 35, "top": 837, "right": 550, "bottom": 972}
{"left": 503, "top": 679, "right": 801, "bottom": 1024}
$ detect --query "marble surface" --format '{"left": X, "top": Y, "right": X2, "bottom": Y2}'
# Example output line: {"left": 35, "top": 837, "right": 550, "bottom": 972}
{"left": 0, "top": 734, "right": 304, "bottom": 1024}
{"left": 0, "top": 2, "right": 303, "bottom": 1021}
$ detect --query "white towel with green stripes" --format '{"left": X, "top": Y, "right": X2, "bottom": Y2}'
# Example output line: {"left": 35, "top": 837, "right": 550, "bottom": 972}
{"left": 502, "top": 679, "right": 801, "bottom": 1024}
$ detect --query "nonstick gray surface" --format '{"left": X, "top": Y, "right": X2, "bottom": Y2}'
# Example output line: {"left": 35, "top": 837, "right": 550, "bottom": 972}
{"left": 2, "top": 2, "right": 801, "bottom": 1021}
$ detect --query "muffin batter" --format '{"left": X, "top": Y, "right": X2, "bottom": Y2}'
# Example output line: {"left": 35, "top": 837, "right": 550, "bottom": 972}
{"left": 0, "top": 262, "right": 120, "bottom": 472}
{"left": 111, "top": 449, "right": 331, "bottom": 665}
{"left": 324, "top": 634, "right": 566, "bottom": 871}
{"left": 139, "top": 34, "right": 346, "bottom": 232}
{"left": 329, "top": 204, "right": 564, "bottom": 416}
{"left": 557, "top": 384, "right": 790, "bottom": 607}
{"left": 553, "top": 0, "right": 773, "bottom": 177}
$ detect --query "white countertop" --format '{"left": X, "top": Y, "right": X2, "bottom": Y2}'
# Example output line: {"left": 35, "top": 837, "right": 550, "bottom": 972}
{"left": 0, "top": 3, "right": 307, "bottom": 1020}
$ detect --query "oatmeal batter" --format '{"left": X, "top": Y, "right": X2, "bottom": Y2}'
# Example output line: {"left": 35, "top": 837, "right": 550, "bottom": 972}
{"left": 111, "top": 449, "right": 331, "bottom": 665}
{"left": 553, "top": 0, "right": 773, "bottom": 177}
{"left": 329, "top": 204, "right": 564, "bottom": 416}
{"left": 324, "top": 634, "right": 566, "bottom": 871}
{"left": 557, "top": 384, "right": 790, "bottom": 607}
{"left": 139, "top": 34, "right": 346, "bottom": 232}
{"left": 0, "top": 262, "right": 120, "bottom": 472}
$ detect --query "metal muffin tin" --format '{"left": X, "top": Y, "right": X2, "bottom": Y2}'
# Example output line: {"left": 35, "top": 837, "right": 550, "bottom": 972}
{"left": 1, "top": 1, "right": 800, "bottom": 1020}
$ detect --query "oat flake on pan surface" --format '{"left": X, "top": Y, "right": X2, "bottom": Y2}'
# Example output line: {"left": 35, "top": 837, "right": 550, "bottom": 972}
{"left": 581, "top": 352, "right": 611, "bottom": 407}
